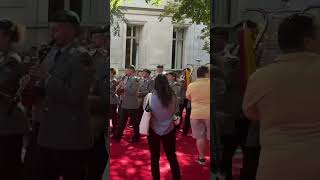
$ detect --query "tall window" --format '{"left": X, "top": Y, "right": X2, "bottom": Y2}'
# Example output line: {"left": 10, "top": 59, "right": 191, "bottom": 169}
{"left": 69, "top": 0, "right": 82, "bottom": 19}
{"left": 49, "top": 0, "right": 64, "bottom": 18}
{"left": 125, "top": 25, "right": 139, "bottom": 67}
{"left": 48, "top": 0, "right": 82, "bottom": 21}
{"left": 172, "top": 28, "right": 184, "bottom": 69}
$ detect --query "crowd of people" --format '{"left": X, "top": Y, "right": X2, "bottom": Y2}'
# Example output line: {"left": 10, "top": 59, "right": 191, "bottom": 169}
{"left": 0, "top": 10, "right": 109, "bottom": 180}
{"left": 213, "top": 12, "right": 320, "bottom": 180}
{"left": 0, "top": 8, "right": 212, "bottom": 180}
{"left": 110, "top": 64, "right": 210, "bottom": 179}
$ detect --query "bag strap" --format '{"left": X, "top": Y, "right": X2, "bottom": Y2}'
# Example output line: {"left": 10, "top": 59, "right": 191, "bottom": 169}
{"left": 148, "top": 92, "right": 152, "bottom": 105}
{"left": 145, "top": 93, "right": 152, "bottom": 111}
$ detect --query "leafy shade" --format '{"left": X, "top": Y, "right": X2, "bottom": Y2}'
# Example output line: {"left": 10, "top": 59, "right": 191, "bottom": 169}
{"left": 110, "top": 0, "right": 163, "bottom": 36}
{"left": 110, "top": 0, "right": 210, "bottom": 52}
{"left": 159, "top": 0, "right": 210, "bottom": 53}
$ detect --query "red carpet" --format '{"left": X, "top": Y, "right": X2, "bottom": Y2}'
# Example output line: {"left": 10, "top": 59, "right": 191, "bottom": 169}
{"left": 110, "top": 128, "right": 210, "bottom": 180}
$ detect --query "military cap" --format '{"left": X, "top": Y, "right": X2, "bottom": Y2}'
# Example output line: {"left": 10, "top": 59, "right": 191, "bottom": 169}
{"left": 167, "top": 72, "right": 177, "bottom": 77}
{"left": 91, "top": 25, "right": 110, "bottom": 36}
{"left": 49, "top": 10, "right": 80, "bottom": 25}
{"left": 142, "top": 69, "right": 151, "bottom": 74}
{"left": 125, "top": 64, "right": 135, "bottom": 70}
{"left": 156, "top": 65, "right": 164, "bottom": 68}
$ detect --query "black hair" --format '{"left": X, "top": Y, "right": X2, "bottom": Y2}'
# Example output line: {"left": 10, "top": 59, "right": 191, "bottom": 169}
{"left": 278, "top": 14, "right": 317, "bottom": 52}
{"left": 167, "top": 72, "right": 178, "bottom": 81}
{"left": 125, "top": 64, "right": 135, "bottom": 71}
{"left": 197, "top": 66, "right": 209, "bottom": 78}
{"left": 0, "top": 19, "right": 20, "bottom": 43}
{"left": 154, "top": 74, "right": 174, "bottom": 107}
{"left": 142, "top": 69, "right": 151, "bottom": 74}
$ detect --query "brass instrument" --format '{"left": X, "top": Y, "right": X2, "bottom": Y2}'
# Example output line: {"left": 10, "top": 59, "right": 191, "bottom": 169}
{"left": 7, "top": 40, "right": 54, "bottom": 115}
{"left": 115, "top": 75, "right": 126, "bottom": 96}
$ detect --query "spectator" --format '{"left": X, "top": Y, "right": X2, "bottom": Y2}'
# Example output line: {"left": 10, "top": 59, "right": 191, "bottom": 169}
{"left": 243, "top": 14, "right": 320, "bottom": 180}
{"left": 0, "top": 19, "right": 28, "bottom": 180}
{"left": 186, "top": 66, "right": 210, "bottom": 165}
{"left": 147, "top": 74, "right": 181, "bottom": 180}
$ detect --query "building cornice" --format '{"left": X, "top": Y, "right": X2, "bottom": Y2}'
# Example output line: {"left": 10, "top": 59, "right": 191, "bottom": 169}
{"left": 119, "top": 6, "right": 172, "bottom": 17}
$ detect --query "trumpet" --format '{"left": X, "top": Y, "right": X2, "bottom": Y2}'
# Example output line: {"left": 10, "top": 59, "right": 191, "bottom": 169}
{"left": 115, "top": 75, "right": 126, "bottom": 96}
{"left": 115, "top": 80, "right": 124, "bottom": 96}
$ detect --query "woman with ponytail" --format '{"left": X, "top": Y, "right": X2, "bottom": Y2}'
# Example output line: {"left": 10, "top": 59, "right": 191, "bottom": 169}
{"left": 0, "top": 19, "right": 28, "bottom": 180}
{"left": 147, "top": 74, "right": 181, "bottom": 180}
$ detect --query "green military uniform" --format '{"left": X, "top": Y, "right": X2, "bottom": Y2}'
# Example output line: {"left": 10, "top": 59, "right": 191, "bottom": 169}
{"left": 0, "top": 50, "right": 28, "bottom": 135}
{"left": 169, "top": 80, "right": 181, "bottom": 99}
{"left": 137, "top": 72, "right": 154, "bottom": 122}
{"left": 138, "top": 77, "right": 154, "bottom": 106}
{"left": 0, "top": 49, "right": 28, "bottom": 180}
{"left": 114, "top": 65, "right": 141, "bottom": 142}
{"left": 89, "top": 47, "right": 108, "bottom": 139}
{"left": 38, "top": 42, "right": 94, "bottom": 149}
{"left": 87, "top": 25, "right": 109, "bottom": 180}
{"left": 33, "top": 10, "right": 95, "bottom": 180}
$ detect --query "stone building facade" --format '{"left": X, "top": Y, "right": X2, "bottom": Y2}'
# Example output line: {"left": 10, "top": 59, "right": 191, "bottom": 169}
{"left": 110, "top": 0, "right": 210, "bottom": 71}
{"left": 0, "top": 0, "right": 109, "bottom": 49}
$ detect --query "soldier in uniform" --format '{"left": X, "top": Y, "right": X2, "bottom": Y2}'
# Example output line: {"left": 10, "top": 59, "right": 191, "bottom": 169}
{"left": 167, "top": 72, "right": 181, "bottom": 130}
{"left": 179, "top": 68, "right": 192, "bottom": 135}
{"left": 137, "top": 69, "right": 154, "bottom": 122}
{"left": 0, "top": 19, "right": 29, "bottom": 180}
{"left": 167, "top": 72, "right": 181, "bottom": 97}
{"left": 152, "top": 65, "right": 166, "bottom": 79}
{"left": 28, "top": 10, "right": 95, "bottom": 180}
{"left": 113, "top": 65, "right": 140, "bottom": 143}
{"left": 87, "top": 25, "right": 109, "bottom": 180}
{"left": 110, "top": 68, "right": 119, "bottom": 136}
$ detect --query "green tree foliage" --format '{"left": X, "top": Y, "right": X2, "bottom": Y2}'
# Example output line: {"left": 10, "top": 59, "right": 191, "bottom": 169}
{"left": 160, "top": 0, "right": 210, "bottom": 53}
{"left": 110, "top": 0, "right": 163, "bottom": 36}
{"left": 110, "top": 0, "right": 210, "bottom": 52}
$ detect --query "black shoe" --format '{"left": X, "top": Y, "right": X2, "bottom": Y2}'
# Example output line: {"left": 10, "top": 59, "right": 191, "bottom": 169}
{"left": 130, "top": 137, "right": 140, "bottom": 143}
{"left": 198, "top": 158, "right": 206, "bottom": 166}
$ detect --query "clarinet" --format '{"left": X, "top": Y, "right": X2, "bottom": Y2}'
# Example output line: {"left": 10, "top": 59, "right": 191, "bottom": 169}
{"left": 7, "top": 41, "right": 54, "bottom": 115}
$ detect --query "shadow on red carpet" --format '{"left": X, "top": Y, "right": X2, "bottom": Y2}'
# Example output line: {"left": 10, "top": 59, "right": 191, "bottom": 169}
{"left": 110, "top": 128, "right": 210, "bottom": 180}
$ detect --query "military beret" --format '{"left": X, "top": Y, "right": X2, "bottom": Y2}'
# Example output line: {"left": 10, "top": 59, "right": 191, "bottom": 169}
{"left": 142, "top": 69, "right": 151, "bottom": 74}
{"left": 49, "top": 10, "right": 80, "bottom": 25}
{"left": 125, "top": 64, "right": 135, "bottom": 70}
{"left": 91, "top": 25, "right": 110, "bottom": 36}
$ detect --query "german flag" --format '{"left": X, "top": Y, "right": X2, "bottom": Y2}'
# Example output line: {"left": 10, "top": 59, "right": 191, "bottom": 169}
{"left": 239, "top": 25, "right": 256, "bottom": 95}
{"left": 184, "top": 69, "right": 192, "bottom": 89}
